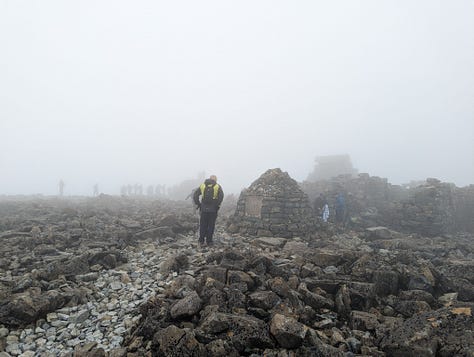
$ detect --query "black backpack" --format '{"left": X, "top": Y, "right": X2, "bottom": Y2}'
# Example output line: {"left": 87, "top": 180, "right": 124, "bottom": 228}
{"left": 202, "top": 184, "right": 215, "bottom": 204}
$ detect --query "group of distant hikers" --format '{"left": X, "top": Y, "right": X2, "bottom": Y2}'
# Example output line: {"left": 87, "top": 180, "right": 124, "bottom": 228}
{"left": 313, "top": 192, "right": 347, "bottom": 225}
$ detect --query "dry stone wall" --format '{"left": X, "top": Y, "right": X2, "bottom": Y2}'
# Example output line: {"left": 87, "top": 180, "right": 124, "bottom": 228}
{"left": 302, "top": 174, "right": 474, "bottom": 236}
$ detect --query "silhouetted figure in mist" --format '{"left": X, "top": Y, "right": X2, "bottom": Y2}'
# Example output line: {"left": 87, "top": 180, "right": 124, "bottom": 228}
{"left": 193, "top": 175, "right": 224, "bottom": 247}
{"left": 313, "top": 193, "right": 326, "bottom": 216}
{"left": 335, "top": 193, "right": 346, "bottom": 224}
{"left": 147, "top": 185, "right": 154, "bottom": 196}
{"left": 155, "top": 184, "right": 164, "bottom": 196}
{"left": 93, "top": 184, "right": 99, "bottom": 196}
{"left": 58, "top": 179, "right": 65, "bottom": 196}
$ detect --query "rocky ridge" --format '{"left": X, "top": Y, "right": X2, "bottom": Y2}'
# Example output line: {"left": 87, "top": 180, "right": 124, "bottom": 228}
{"left": 0, "top": 197, "right": 473, "bottom": 356}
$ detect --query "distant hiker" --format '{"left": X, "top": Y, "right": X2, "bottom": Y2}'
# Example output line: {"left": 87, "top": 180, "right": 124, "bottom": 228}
{"left": 322, "top": 203, "right": 330, "bottom": 222}
{"left": 93, "top": 184, "right": 99, "bottom": 196}
{"left": 58, "top": 179, "right": 65, "bottom": 196}
{"left": 147, "top": 185, "right": 154, "bottom": 196}
{"left": 335, "top": 193, "right": 346, "bottom": 224}
{"left": 313, "top": 193, "right": 326, "bottom": 214}
{"left": 193, "top": 175, "right": 224, "bottom": 247}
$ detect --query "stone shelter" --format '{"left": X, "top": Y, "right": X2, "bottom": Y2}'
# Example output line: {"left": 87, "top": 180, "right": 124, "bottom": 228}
{"left": 227, "top": 168, "right": 316, "bottom": 237}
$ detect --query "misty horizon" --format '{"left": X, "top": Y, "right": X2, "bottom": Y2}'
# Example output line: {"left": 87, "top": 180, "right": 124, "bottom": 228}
{"left": 1, "top": 1, "right": 473, "bottom": 196}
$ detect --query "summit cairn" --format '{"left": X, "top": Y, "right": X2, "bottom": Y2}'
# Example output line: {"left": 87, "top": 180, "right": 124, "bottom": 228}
{"left": 227, "top": 168, "right": 316, "bottom": 237}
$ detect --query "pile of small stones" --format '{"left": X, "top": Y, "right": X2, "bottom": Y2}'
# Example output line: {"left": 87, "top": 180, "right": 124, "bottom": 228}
{"left": 0, "top": 236, "right": 203, "bottom": 357}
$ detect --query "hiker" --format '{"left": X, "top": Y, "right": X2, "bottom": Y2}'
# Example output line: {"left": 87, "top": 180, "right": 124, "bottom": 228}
{"left": 93, "top": 184, "right": 99, "bottom": 196}
{"left": 58, "top": 179, "right": 65, "bottom": 196}
{"left": 314, "top": 193, "right": 326, "bottom": 214}
{"left": 193, "top": 175, "right": 224, "bottom": 246}
{"left": 335, "top": 193, "right": 346, "bottom": 224}
{"left": 322, "top": 203, "right": 330, "bottom": 222}
{"left": 147, "top": 185, "right": 154, "bottom": 196}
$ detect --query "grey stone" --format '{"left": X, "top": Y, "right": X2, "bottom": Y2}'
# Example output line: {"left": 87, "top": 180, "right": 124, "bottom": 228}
{"left": 170, "top": 291, "right": 202, "bottom": 319}
{"left": 269, "top": 313, "right": 307, "bottom": 349}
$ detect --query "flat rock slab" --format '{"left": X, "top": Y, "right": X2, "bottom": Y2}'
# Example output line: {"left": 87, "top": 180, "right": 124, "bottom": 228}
{"left": 366, "top": 227, "right": 393, "bottom": 240}
{"left": 255, "top": 237, "right": 287, "bottom": 248}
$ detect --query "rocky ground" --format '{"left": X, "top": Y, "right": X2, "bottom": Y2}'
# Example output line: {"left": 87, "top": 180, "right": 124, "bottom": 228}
{"left": 0, "top": 196, "right": 473, "bottom": 356}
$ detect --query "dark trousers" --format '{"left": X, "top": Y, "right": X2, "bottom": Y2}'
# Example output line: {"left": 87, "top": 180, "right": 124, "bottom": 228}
{"left": 199, "top": 211, "right": 217, "bottom": 243}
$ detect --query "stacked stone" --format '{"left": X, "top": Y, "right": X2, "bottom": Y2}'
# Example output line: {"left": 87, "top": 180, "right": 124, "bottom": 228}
{"left": 400, "top": 178, "right": 456, "bottom": 236}
{"left": 227, "top": 168, "right": 316, "bottom": 238}
{"left": 453, "top": 184, "right": 474, "bottom": 233}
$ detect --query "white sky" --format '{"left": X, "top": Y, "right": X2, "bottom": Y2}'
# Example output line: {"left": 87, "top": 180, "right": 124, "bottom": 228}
{"left": 1, "top": 0, "right": 473, "bottom": 195}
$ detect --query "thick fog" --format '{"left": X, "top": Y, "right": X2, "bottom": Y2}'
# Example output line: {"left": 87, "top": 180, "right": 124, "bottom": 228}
{"left": 1, "top": 1, "right": 473, "bottom": 196}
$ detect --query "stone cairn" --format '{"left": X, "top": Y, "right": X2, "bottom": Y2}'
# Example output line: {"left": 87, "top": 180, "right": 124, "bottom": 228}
{"left": 227, "top": 168, "right": 317, "bottom": 238}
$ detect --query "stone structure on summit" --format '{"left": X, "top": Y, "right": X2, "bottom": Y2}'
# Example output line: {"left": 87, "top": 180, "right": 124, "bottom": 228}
{"left": 227, "top": 168, "right": 316, "bottom": 237}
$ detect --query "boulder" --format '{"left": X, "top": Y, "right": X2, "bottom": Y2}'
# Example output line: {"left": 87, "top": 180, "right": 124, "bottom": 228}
{"left": 350, "top": 311, "right": 379, "bottom": 331}
{"left": 269, "top": 313, "right": 308, "bottom": 349}
{"left": 248, "top": 291, "right": 280, "bottom": 310}
{"left": 0, "top": 289, "right": 66, "bottom": 327}
{"left": 170, "top": 291, "right": 202, "bottom": 319}
{"left": 153, "top": 325, "right": 206, "bottom": 356}
{"left": 380, "top": 307, "right": 474, "bottom": 356}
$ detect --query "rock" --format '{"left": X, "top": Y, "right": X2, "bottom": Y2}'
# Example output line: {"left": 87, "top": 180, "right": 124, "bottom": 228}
{"left": 335, "top": 284, "right": 351, "bottom": 319}
{"left": 153, "top": 325, "right": 206, "bottom": 356}
{"left": 256, "top": 237, "right": 287, "bottom": 248}
{"left": 298, "top": 283, "right": 334, "bottom": 310}
{"left": 350, "top": 311, "right": 379, "bottom": 331}
{"left": 268, "top": 277, "right": 291, "bottom": 298}
{"left": 40, "top": 256, "right": 89, "bottom": 281}
{"left": 170, "top": 291, "right": 202, "bottom": 319}
{"left": 205, "top": 339, "right": 239, "bottom": 357}
{"left": 394, "top": 300, "right": 431, "bottom": 317}
{"left": 166, "top": 275, "right": 196, "bottom": 299}
{"left": 399, "top": 290, "right": 435, "bottom": 305}
{"left": 227, "top": 271, "right": 254, "bottom": 290}
{"left": 373, "top": 269, "right": 399, "bottom": 296}
{"left": 283, "top": 240, "right": 308, "bottom": 256}
{"left": 269, "top": 313, "right": 307, "bottom": 349}
{"left": 219, "top": 250, "right": 247, "bottom": 270}
{"left": 0, "top": 328, "right": 8, "bottom": 338}
{"left": 380, "top": 307, "right": 474, "bottom": 356}
{"left": 248, "top": 291, "right": 280, "bottom": 310}
{"left": 197, "top": 311, "right": 274, "bottom": 352}
{"left": 366, "top": 227, "right": 392, "bottom": 240}
{"left": 75, "top": 272, "right": 99, "bottom": 282}
{"left": 0, "top": 289, "right": 66, "bottom": 327}
{"left": 160, "top": 254, "right": 189, "bottom": 275}
{"left": 305, "top": 250, "right": 343, "bottom": 267}
{"left": 438, "top": 292, "right": 458, "bottom": 307}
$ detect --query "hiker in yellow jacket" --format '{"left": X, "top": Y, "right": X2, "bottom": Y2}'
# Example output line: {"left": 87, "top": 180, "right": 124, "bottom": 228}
{"left": 193, "top": 175, "right": 224, "bottom": 246}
